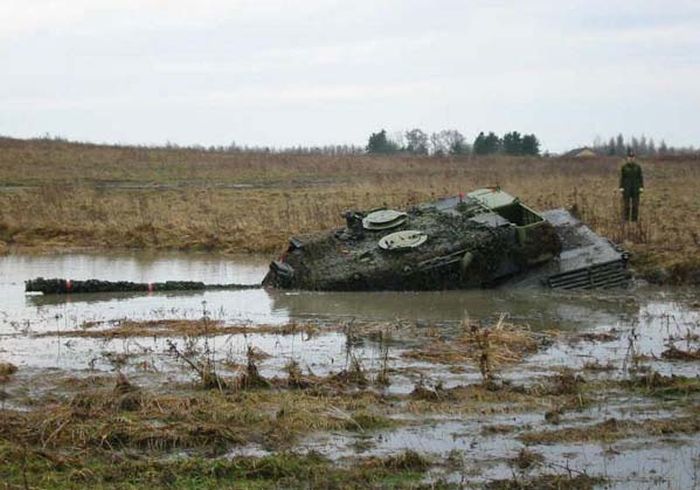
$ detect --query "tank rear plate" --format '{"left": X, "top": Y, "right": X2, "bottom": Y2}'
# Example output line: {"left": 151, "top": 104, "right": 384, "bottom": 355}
{"left": 540, "top": 209, "right": 630, "bottom": 289}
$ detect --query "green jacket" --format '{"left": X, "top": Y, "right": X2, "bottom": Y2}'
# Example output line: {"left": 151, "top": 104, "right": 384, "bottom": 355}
{"left": 619, "top": 161, "right": 644, "bottom": 197}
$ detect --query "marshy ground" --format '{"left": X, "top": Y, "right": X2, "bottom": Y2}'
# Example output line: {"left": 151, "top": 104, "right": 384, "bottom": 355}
{"left": 1, "top": 254, "right": 699, "bottom": 488}
{"left": 1, "top": 138, "right": 699, "bottom": 487}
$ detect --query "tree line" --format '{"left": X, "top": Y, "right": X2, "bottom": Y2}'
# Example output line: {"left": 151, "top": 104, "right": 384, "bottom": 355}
{"left": 19, "top": 131, "right": 694, "bottom": 158}
{"left": 366, "top": 129, "right": 540, "bottom": 156}
{"left": 473, "top": 131, "right": 540, "bottom": 156}
{"left": 591, "top": 134, "right": 696, "bottom": 157}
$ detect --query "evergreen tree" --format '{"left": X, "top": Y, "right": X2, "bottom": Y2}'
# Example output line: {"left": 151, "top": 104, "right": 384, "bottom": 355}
{"left": 615, "top": 134, "right": 625, "bottom": 156}
{"left": 474, "top": 131, "right": 501, "bottom": 155}
{"left": 366, "top": 129, "right": 400, "bottom": 154}
{"left": 502, "top": 131, "right": 523, "bottom": 155}
{"left": 521, "top": 134, "right": 540, "bottom": 156}
{"left": 607, "top": 137, "right": 616, "bottom": 156}
{"left": 473, "top": 132, "right": 488, "bottom": 155}
{"left": 485, "top": 132, "right": 500, "bottom": 153}
{"left": 639, "top": 135, "right": 648, "bottom": 155}
{"left": 630, "top": 136, "right": 640, "bottom": 154}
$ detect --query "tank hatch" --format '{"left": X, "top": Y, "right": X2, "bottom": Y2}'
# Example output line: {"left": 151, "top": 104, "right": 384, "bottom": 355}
{"left": 362, "top": 209, "right": 408, "bottom": 230}
{"left": 467, "top": 188, "right": 517, "bottom": 210}
{"left": 378, "top": 230, "right": 428, "bottom": 250}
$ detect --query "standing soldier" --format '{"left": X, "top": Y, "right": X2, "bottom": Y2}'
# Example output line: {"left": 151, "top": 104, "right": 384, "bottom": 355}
{"left": 619, "top": 149, "right": 644, "bottom": 222}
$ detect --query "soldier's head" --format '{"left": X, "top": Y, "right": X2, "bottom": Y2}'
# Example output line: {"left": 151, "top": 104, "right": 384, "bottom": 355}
{"left": 626, "top": 148, "right": 636, "bottom": 161}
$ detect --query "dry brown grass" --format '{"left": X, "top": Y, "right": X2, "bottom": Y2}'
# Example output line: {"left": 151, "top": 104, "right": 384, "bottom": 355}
{"left": 519, "top": 415, "right": 700, "bottom": 445}
{"left": 0, "top": 374, "right": 393, "bottom": 454}
{"left": 486, "top": 473, "right": 603, "bottom": 490}
{"left": 35, "top": 318, "right": 320, "bottom": 339}
{"left": 402, "top": 315, "right": 546, "bottom": 375}
{"left": 661, "top": 346, "right": 700, "bottom": 361}
{"left": 0, "top": 362, "right": 18, "bottom": 384}
{"left": 1, "top": 138, "right": 698, "bottom": 281}
{"left": 0, "top": 362, "right": 18, "bottom": 377}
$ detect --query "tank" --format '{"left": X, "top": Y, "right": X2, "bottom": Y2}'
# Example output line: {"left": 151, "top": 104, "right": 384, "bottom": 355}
{"left": 262, "top": 188, "right": 630, "bottom": 291}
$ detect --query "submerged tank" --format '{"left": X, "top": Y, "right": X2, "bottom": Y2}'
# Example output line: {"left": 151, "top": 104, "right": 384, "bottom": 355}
{"left": 262, "top": 188, "right": 630, "bottom": 291}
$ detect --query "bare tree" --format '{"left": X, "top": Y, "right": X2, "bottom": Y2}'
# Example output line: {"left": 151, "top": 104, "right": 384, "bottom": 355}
{"left": 439, "top": 129, "right": 469, "bottom": 155}
{"left": 404, "top": 128, "right": 429, "bottom": 155}
{"left": 430, "top": 132, "right": 446, "bottom": 156}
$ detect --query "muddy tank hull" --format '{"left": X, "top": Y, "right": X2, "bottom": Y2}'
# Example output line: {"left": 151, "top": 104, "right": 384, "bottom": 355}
{"left": 263, "top": 189, "right": 629, "bottom": 291}
{"left": 265, "top": 219, "right": 516, "bottom": 290}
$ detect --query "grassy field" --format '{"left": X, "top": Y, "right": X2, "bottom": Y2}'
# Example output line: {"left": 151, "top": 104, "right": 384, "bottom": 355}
{"left": 1, "top": 137, "right": 698, "bottom": 283}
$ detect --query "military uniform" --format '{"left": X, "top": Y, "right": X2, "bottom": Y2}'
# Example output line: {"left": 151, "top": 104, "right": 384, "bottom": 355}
{"left": 619, "top": 159, "right": 644, "bottom": 222}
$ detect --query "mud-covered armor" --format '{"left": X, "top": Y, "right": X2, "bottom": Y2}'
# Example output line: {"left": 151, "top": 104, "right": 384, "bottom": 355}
{"left": 263, "top": 188, "right": 630, "bottom": 291}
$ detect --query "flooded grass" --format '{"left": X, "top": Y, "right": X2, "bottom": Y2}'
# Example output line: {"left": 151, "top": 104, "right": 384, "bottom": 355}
{"left": 0, "top": 374, "right": 398, "bottom": 453}
{"left": 34, "top": 319, "right": 321, "bottom": 339}
{"left": 622, "top": 371, "right": 700, "bottom": 398}
{"left": 519, "top": 415, "right": 700, "bottom": 445}
{"left": 485, "top": 473, "right": 604, "bottom": 490}
{"left": 1, "top": 258, "right": 699, "bottom": 487}
{"left": 661, "top": 345, "right": 700, "bottom": 361}
{"left": 402, "top": 316, "right": 549, "bottom": 386}
{"left": 0, "top": 443, "right": 432, "bottom": 489}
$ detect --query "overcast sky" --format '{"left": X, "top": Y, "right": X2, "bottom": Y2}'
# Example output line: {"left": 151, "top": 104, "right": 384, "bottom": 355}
{"left": 2, "top": 0, "right": 699, "bottom": 152}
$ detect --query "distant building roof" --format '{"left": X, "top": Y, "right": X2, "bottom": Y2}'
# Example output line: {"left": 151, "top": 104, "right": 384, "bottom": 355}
{"left": 562, "top": 147, "right": 600, "bottom": 158}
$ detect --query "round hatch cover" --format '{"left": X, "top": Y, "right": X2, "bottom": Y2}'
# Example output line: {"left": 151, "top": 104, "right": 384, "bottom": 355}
{"left": 362, "top": 209, "right": 408, "bottom": 230}
{"left": 378, "top": 230, "right": 428, "bottom": 250}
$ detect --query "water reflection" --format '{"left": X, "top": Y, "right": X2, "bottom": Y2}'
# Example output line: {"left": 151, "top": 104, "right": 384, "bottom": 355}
{"left": 1, "top": 252, "right": 695, "bottom": 336}
{"left": 267, "top": 288, "right": 640, "bottom": 330}
{"left": 26, "top": 290, "right": 207, "bottom": 307}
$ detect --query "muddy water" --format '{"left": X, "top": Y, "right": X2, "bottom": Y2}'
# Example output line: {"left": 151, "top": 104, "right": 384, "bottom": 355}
{"left": 0, "top": 252, "right": 698, "bottom": 373}
{"left": 2, "top": 253, "right": 700, "bottom": 489}
{"left": 1, "top": 251, "right": 645, "bottom": 329}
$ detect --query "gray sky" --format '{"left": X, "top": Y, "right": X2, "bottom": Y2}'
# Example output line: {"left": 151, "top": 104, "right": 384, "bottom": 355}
{"left": 2, "top": 0, "right": 699, "bottom": 152}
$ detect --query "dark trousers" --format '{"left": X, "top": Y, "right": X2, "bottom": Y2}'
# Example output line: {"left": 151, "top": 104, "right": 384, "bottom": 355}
{"left": 622, "top": 194, "right": 640, "bottom": 222}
